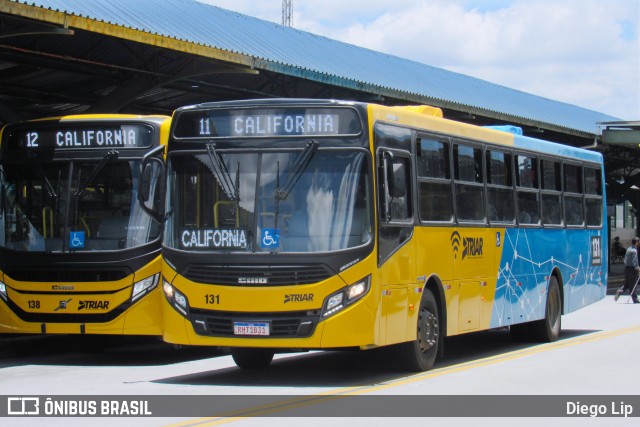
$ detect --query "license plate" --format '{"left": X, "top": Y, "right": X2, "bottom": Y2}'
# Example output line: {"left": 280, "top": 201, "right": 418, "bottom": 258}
{"left": 233, "top": 322, "right": 270, "bottom": 336}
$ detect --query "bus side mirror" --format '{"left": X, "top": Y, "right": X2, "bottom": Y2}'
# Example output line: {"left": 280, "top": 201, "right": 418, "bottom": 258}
{"left": 140, "top": 163, "right": 153, "bottom": 202}
{"left": 138, "top": 158, "right": 165, "bottom": 222}
{"left": 384, "top": 151, "right": 406, "bottom": 199}
{"left": 389, "top": 163, "right": 407, "bottom": 198}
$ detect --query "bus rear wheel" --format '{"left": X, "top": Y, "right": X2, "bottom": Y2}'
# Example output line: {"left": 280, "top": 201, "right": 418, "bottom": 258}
{"left": 231, "top": 348, "right": 274, "bottom": 369}
{"left": 530, "top": 277, "right": 561, "bottom": 342}
{"left": 401, "top": 288, "right": 439, "bottom": 371}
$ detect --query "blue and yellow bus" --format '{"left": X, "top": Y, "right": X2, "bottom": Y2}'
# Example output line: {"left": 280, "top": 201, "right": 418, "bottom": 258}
{"left": 159, "top": 99, "right": 606, "bottom": 370}
{"left": 0, "top": 115, "right": 168, "bottom": 336}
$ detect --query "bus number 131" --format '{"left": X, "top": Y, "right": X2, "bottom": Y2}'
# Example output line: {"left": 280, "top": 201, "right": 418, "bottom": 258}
{"left": 205, "top": 294, "right": 220, "bottom": 305}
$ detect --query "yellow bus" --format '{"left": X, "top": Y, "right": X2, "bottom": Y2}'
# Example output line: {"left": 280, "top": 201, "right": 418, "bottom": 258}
{"left": 0, "top": 115, "right": 168, "bottom": 336}
{"left": 159, "top": 99, "right": 606, "bottom": 370}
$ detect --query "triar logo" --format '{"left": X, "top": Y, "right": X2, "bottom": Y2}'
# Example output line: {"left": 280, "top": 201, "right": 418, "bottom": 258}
{"left": 462, "top": 236, "right": 483, "bottom": 259}
{"left": 450, "top": 231, "right": 484, "bottom": 260}
{"left": 78, "top": 300, "right": 110, "bottom": 310}
{"left": 450, "top": 231, "right": 461, "bottom": 259}
{"left": 284, "top": 294, "right": 314, "bottom": 303}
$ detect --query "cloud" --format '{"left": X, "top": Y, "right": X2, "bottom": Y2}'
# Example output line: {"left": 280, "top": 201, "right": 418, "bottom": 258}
{"left": 199, "top": 0, "right": 639, "bottom": 119}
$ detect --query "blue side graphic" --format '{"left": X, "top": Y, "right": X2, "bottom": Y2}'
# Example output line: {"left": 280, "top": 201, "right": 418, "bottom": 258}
{"left": 490, "top": 228, "right": 606, "bottom": 328}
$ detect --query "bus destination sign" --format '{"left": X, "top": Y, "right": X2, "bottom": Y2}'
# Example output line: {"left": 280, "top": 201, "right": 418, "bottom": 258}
{"left": 173, "top": 108, "right": 362, "bottom": 139}
{"left": 6, "top": 124, "right": 153, "bottom": 151}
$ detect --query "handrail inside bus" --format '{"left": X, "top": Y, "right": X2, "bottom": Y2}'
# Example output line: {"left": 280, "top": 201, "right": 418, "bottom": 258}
{"left": 42, "top": 206, "right": 53, "bottom": 239}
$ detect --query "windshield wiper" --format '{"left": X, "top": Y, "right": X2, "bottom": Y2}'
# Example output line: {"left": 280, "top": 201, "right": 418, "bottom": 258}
{"left": 275, "top": 139, "right": 319, "bottom": 201}
{"left": 73, "top": 149, "right": 119, "bottom": 198}
{"left": 271, "top": 140, "right": 319, "bottom": 251}
{"left": 27, "top": 152, "right": 57, "bottom": 200}
{"left": 70, "top": 150, "right": 118, "bottom": 237}
{"left": 206, "top": 143, "right": 239, "bottom": 202}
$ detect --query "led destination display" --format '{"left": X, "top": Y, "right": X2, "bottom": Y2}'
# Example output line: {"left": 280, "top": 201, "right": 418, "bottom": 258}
{"left": 173, "top": 107, "right": 362, "bottom": 138}
{"left": 4, "top": 124, "right": 153, "bottom": 151}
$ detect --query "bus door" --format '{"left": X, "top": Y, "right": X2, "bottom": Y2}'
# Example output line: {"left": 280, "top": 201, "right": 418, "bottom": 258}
{"left": 377, "top": 147, "right": 415, "bottom": 344}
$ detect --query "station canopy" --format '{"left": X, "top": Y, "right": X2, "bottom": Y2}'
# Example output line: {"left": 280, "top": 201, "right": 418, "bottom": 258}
{"left": 0, "top": 0, "right": 638, "bottom": 196}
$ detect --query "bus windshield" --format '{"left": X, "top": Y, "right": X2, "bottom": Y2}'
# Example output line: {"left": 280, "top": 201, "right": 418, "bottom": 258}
{"left": 0, "top": 158, "right": 161, "bottom": 252}
{"left": 165, "top": 148, "right": 371, "bottom": 253}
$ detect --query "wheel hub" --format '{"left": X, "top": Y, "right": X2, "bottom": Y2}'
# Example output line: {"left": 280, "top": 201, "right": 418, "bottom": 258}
{"left": 418, "top": 308, "right": 438, "bottom": 353}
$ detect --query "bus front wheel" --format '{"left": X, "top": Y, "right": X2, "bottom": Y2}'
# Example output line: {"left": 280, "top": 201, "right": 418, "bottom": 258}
{"left": 401, "top": 288, "right": 439, "bottom": 371}
{"left": 231, "top": 348, "right": 274, "bottom": 369}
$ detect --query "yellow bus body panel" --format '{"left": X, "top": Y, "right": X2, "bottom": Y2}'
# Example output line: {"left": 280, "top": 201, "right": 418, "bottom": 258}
{"left": 162, "top": 225, "right": 507, "bottom": 348}
{"left": 0, "top": 256, "right": 163, "bottom": 335}
{"left": 163, "top": 220, "right": 502, "bottom": 348}
{"left": 162, "top": 254, "right": 382, "bottom": 348}
{"left": 366, "top": 104, "right": 511, "bottom": 338}
{"left": 160, "top": 100, "right": 516, "bottom": 349}
{"left": 378, "top": 225, "right": 505, "bottom": 337}
{"left": 367, "top": 104, "right": 515, "bottom": 148}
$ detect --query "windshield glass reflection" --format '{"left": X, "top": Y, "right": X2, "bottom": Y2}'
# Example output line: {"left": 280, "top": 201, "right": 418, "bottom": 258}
{"left": 165, "top": 149, "right": 371, "bottom": 253}
{"left": 0, "top": 159, "right": 161, "bottom": 252}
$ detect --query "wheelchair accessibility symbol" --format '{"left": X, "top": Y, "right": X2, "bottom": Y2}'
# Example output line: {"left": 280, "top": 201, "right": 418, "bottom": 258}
{"left": 69, "top": 231, "right": 85, "bottom": 249}
{"left": 261, "top": 228, "right": 280, "bottom": 249}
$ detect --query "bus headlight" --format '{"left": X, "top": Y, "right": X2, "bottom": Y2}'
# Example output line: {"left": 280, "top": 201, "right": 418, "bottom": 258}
{"left": 0, "top": 281, "right": 7, "bottom": 302}
{"left": 162, "top": 278, "right": 189, "bottom": 318}
{"left": 163, "top": 280, "right": 174, "bottom": 299}
{"left": 321, "top": 275, "right": 370, "bottom": 319}
{"left": 131, "top": 273, "right": 160, "bottom": 302}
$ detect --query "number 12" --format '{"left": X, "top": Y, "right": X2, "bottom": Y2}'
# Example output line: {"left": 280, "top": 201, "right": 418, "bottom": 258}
{"left": 26, "top": 132, "right": 39, "bottom": 147}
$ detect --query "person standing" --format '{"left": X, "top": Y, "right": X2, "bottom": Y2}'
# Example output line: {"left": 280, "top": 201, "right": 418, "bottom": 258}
{"left": 615, "top": 237, "right": 640, "bottom": 303}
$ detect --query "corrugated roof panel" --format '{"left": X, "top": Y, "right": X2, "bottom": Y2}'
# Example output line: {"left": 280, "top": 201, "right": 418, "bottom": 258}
{"left": 15, "top": 0, "right": 621, "bottom": 134}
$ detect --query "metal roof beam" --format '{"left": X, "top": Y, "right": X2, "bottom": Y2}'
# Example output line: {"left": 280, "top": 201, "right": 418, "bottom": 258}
{"left": 85, "top": 73, "right": 157, "bottom": 113}
{"left": 0, "top": 99, "right": 23, "bottom": 124}
{"left": 0, "top": 26, "right": 73, "bottom": 39}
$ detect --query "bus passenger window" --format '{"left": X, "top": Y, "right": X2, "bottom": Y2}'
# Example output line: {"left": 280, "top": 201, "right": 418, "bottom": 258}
{"left": 584, "top": 167, "right": 602, "bottom": 195}
{"left": 419, "top": 181, "right": 453, "bottom": 221}
{"left": 563, "top": 163, "right": 584, "bottom": 226}
{"left": 585, "top": 198, "right": 602, "bottom": 226}
{"left": 454, "top": 144, "right": 484, "bottom": 222}
{"left": 584, "top": 167, "right": 602, "bottom": 226}
{"left": 417, "top": 139, "right": 453, "bottom": 222}
{"left": 486, "top": 150, "right": 514, "bottom": 223}
{"left": 540, "top": 160, "right": 562, "bottom": 226}
{"left": 515, "top": 154, "right": 539, "bottom": 225}
{"left": 541, "top": 194, "right": 562, "bottom": 225}
{"left": 418, "top": 139, "right": 449, "bottom": 179}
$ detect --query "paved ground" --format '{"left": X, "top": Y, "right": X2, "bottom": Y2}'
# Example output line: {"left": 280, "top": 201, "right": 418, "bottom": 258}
{"left": 608, "top": 261, "right": 627, "bottom": 293}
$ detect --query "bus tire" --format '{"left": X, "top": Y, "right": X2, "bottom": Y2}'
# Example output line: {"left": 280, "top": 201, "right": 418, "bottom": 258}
{"left": 401, "top": 288, "right": 439, "bottom": 372}
{"left": 530, "top": 277, "right": 561, "bottom": 342}
{"left": 231, "top": 348, "right": 274, "bottom": 369}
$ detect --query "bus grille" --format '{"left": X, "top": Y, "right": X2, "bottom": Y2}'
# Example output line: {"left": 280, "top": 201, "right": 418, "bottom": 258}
{"left": 4, "top": 267, "right": 131, "bottom": 282}
{"left": 182, "top": 264, "right": 333, "bottom": 286}
{"left": 189, "top": 309, "right": 320, "bottom": 338}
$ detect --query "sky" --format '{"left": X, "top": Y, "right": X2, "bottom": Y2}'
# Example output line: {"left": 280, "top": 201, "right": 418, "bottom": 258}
{"left": 198, "top": 0, "right": 640, "bottom": 120}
